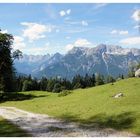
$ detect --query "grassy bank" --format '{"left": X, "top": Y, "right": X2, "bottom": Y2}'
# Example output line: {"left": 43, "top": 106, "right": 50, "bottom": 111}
{"left": 0, "top": 78, "right": 140, "bottom": 135}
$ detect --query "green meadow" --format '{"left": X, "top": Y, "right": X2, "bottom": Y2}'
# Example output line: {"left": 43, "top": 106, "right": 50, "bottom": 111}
{"left": 0, "top": 78, "right": 140, "bottom": 135}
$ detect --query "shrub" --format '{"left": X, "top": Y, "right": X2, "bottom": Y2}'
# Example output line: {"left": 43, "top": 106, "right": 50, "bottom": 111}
{"left": 22, "top": 80, "right": 32, "bottom": 91}
{"left": 52, "top": 83, "right": 62, "bottom": 93}
{"left": 58, "top": 90, "right": 72, "bottom": 97}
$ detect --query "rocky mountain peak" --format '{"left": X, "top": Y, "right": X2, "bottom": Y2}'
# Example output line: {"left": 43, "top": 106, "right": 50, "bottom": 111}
{"left": 14, "top": 44, "right": 140, "bottom": 79}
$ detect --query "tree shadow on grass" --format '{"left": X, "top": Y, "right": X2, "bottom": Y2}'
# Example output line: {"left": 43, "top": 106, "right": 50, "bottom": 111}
{"left": 59, "top": 112, "right": 136, "bottom": 132}
{"left": 80, "top": 112, "right": 136, "bottom": 131}
{"left": 0, "top": 118, "right": 30, "bottom": 137}
{"left": 0, "top": 92, "right": 49, "bottom": 103}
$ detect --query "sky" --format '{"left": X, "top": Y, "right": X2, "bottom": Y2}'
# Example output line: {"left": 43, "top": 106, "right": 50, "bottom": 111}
{"left": 0, "top": 3, "right": 140, "bottom": 55}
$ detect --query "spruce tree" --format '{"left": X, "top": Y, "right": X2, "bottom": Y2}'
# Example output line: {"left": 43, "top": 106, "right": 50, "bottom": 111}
{"left": 0, "top": 30, "right": 22, "bottom": 92}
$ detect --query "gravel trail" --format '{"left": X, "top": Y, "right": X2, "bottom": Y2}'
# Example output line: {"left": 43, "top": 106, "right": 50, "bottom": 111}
{"left": 0, "top": 106, "right": 136, "bottom": 137}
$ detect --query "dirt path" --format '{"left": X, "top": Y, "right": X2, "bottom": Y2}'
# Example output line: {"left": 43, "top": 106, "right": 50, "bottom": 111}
{"left": 0, "top": 106, "right": 136, "bottom": 137}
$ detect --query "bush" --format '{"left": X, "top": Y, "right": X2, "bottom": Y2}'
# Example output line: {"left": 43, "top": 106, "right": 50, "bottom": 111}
{"left": 52, "top": 83, "right": 62, "bottom": 93}
{"left": 73, "top": 82, "right": 82, "bottom": 89}
{"left": 58, "top": 90, "right": 72, "bottom": 97}
{"left": 22, "top": 80, "right": 32, "bottom": 91}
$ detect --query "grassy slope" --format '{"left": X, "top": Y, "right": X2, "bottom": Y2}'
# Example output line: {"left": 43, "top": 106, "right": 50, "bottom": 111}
{"left": 0, "top": 78, "right": 140, "bottom": 134}
{"left": 0, "top": 117, "right": 30, "bottom": 137}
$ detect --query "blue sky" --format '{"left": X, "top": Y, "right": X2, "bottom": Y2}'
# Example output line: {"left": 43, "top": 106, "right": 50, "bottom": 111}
{"left": 0, "top": 3, "right": 140, "bottom": 55}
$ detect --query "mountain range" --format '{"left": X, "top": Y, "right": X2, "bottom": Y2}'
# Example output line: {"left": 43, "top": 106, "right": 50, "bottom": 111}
{"left": 14, "top": 44, "right": 140, "bottom": 79}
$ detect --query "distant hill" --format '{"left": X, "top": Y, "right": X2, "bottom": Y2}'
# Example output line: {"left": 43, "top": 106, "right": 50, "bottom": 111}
{"left": 14, "top": 44, "right": 140, "bottom": 79}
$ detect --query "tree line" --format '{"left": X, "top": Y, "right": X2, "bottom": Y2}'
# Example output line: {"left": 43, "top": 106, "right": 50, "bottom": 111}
{"left": 17, "top": 63, "right": 139, "bottom": 93}
{"left": 15, "top": 73, "right": 119, "bottom": 93}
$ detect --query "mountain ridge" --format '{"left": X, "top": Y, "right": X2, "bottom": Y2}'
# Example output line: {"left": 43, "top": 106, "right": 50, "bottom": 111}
{"left": 14, "top": 44, "right": 140, "bottom": 79}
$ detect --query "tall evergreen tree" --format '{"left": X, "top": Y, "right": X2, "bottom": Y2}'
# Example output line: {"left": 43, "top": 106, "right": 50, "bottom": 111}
{"left": 91, "top": 73, "right": 95, "bottom": 86}
{"left": 106, "top": 75, "right": 116, "bottom": 84}
{"left": 95, "top": 73, "right": 104, "bottom": 86}
{"left": 0, "top": 30, "right": 22, "bottom": 92}
{"left": 39, "top": 77, "right": 48, "bottom": 91}
{"left": 72, "top": 75, "right": 84, "bottom": 89}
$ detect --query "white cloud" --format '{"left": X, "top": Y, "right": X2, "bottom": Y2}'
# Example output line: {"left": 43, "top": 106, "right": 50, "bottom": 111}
{"left": 93, "top": 3, "right": 108, "bottom": 10}
{"left": 74, "top": 39, "right": 91, "bottom": 47}
{"left": 66, "top": 9, "right": 71, "bottom": 15}
{"left": 59, "top": 9, "right": 71, "bottom": 17}
{"left": 120, "top": 36, "right": 140, "bottom": 45}
{"left": 65, "top": 20, "right": 89, "bottom": 26}
{"left": 26, "top": 46, "right": 50, "bottom": 55}
{"left": 21, "top": 22, "right": 53, "bottom": 42}
{"left": 65, "top": 21, "right": 80, "bottom": 25}
{"left": 65, "top": 38, "right": 92, "bottom": 51}
{"left": 110, "top": 29, "right": 128, "bottom": 35}
{"left": 67, "top": 28, "right": 89, "bottom": 33}
{"left": 132, "top": 10, "right": 140, "bottom": 21}
{"left": 134, "top": 25, "right": 140, "bottom": 29}
{"left": 0, "top": 29, "right": 8, "bottom": 34}
{"left": 65, "top": 44, "right": 74, "bottom": 51}
{"left": 119, "top": 31, "right": 129, "bottom": 35}
{"left": 56, "top": 29, "right": 60, "bottom": 33}
{"left": 13, "top": 36, "right": 26, "bottom": 50}
{"left": 45, "top": 42, "right": 50, "bottom": 46}
{"left": 20, "top": 42, "right": 50, "bottom": 55}
{"left": 66, "top": 36, "right": 71, "bottom": 39}
{"left": 111, "top": 30, "right": 118, "bottom": 34}
{"left": 59, "top": 10, "right": 66, "bottom": 17}
{"left": 81, "top": 20, "right": 88, "bottom": 26}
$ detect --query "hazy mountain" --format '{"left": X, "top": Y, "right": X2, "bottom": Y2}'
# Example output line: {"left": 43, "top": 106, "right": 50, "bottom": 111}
{"left": 14, "top": 44, "right": 140, "bottom": 79}
{"left": 14, "top": 54, "right": 51, "bottom": 75}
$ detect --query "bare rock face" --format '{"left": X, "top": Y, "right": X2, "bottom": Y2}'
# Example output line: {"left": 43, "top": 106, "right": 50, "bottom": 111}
{"left": 113, "top": 93, "right": 124, "bottom": 98}
{"left": 135, "top": 69, "right": 140, "bottom": 77}
{"left": 15, "top": 44, "right": 140, "bottom": 79}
